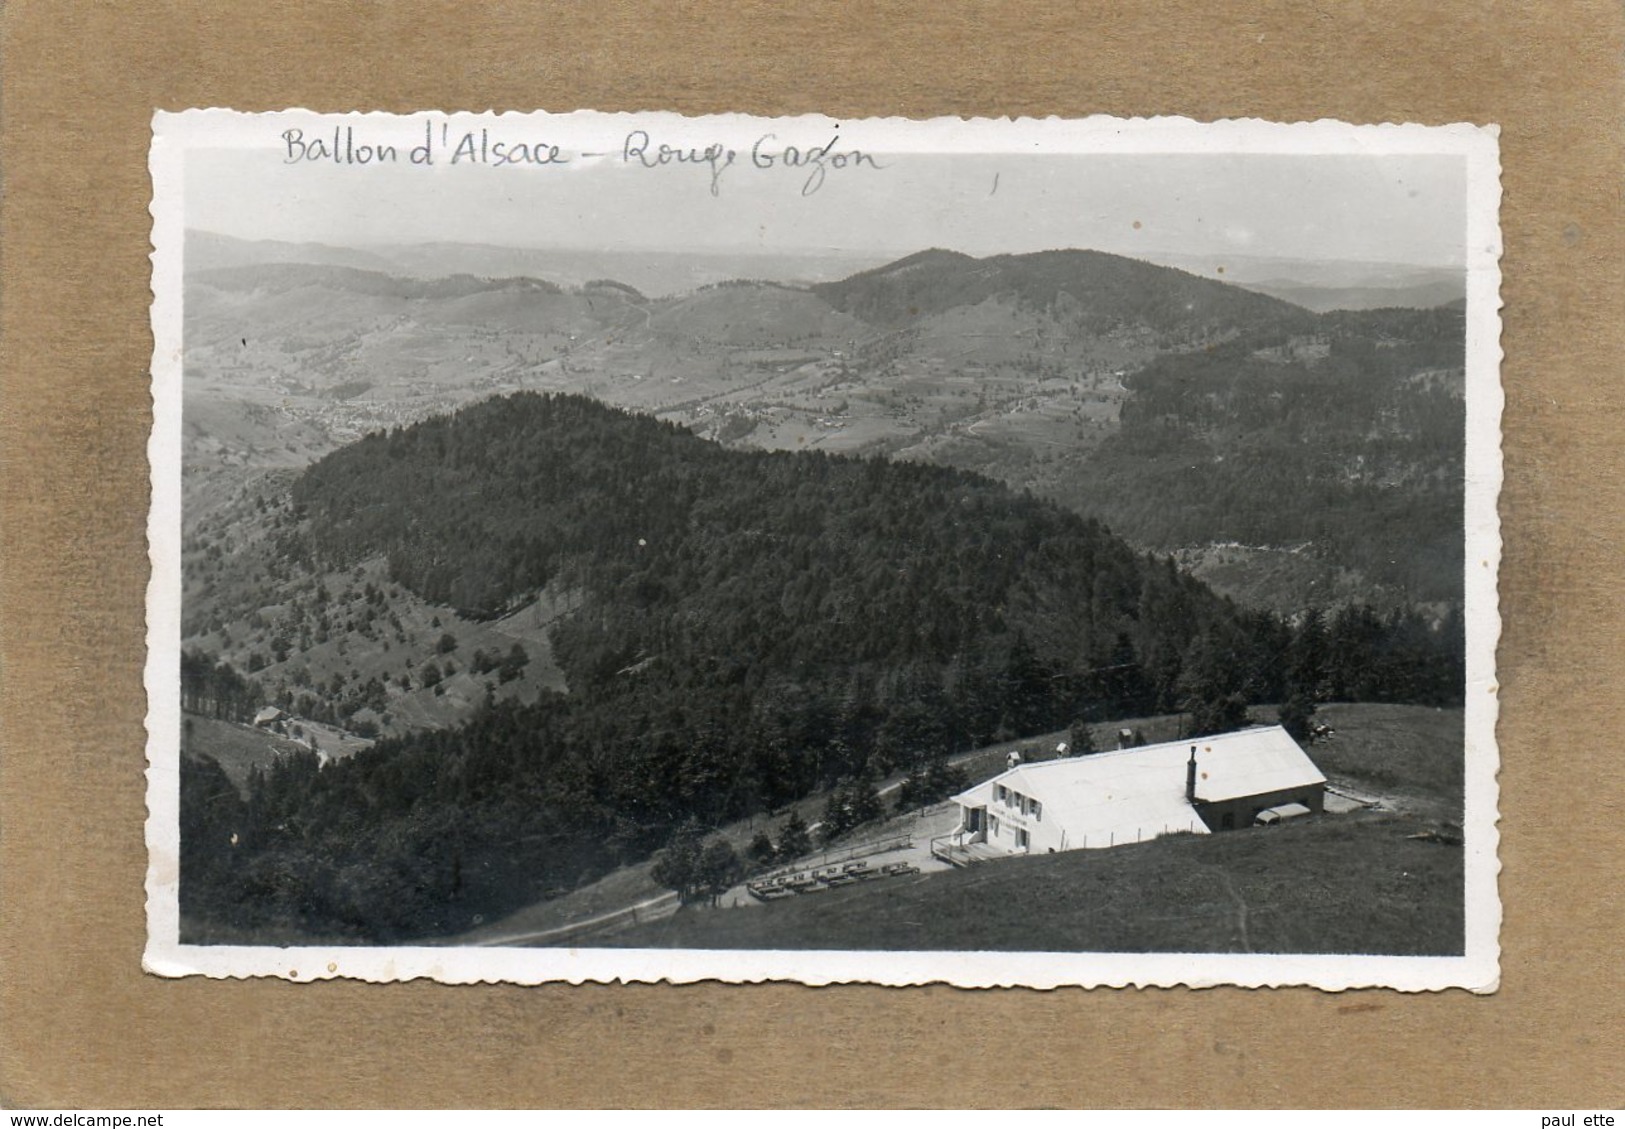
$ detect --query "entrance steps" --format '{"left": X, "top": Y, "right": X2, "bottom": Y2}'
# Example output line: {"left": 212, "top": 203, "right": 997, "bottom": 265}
{"left": 930, "top": 837, "right": 1009, "bottom": 867}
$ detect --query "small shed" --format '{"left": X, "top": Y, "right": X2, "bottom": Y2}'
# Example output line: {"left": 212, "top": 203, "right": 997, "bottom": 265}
{"left": 252, "top": 706, "right": 284, "bottom": 728}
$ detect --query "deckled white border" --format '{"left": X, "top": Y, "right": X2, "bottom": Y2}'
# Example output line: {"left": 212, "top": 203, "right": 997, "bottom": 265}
{"left": 146, "top": 110, "right": 1502, "bottom": 990}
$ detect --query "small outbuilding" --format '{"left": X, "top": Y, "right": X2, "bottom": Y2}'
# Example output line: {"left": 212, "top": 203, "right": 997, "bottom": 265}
{"left": 942, "top": 725, "right": 1326, "bottom": 860}
{"left": 252, "top": 706, "right": 285, "bottom": 728}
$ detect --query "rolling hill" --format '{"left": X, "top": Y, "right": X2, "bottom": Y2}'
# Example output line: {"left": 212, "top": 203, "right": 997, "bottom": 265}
{"left": 189, "top": 230, "right": 892, "bottom": 298}
{"left": 646, "top": 281, "right": 867, "bottom": 346}
{"left": 813, "top": 246, "right": 1313, "bottom": 334}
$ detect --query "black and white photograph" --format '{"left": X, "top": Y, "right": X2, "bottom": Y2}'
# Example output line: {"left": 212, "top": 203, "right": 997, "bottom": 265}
{"left": 146, "top": 111, "right": 1501, "bottom": 988}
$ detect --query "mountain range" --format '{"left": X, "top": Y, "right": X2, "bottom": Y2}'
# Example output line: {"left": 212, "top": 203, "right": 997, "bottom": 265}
{"left": 189, "top": 230, "right": 1465, "bottom": 310}
{"left": 184, "top": 233, "right": 1465, "bottom": 621}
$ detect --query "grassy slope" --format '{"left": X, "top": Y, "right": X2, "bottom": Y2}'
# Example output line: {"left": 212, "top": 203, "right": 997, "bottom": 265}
{"left": 588, "top": 702, "right": 1466, "bottom": 954}
{"left": 603, "top": 811, "right": 1462, "bottom": 955}
{"left": 183, "top": 716, "right": 310, "bottom": 796}
{"left": 1310, "top": 701, "right": 1463, "bottom": 821}
{"left": 186, "top": 491, "right": 571, "bottom": 738}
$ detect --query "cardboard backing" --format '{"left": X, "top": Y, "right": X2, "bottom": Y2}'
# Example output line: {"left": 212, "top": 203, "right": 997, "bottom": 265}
{"left": 1, "top": 0, "right": 1621, "bottom": 1109}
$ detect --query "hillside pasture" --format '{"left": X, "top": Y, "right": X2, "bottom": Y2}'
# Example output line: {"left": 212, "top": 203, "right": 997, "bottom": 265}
{"left": 598, "top": 810, "right": 1463, "bottom": 955}
{"left": 568, "top": 703, "right": 1464, "bottom": 954}
{"left": 647, "top": 284, "right": 866, "bottom": 346}
{"left": 182, "top": 716, "right": 311, "bottom": 797}
{"left": 1307, "top": 702, "right": 1464, "bottom": 820}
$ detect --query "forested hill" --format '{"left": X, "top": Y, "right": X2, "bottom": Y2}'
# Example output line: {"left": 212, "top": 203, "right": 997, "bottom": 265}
{"left": 290, "top": 391, "right": 1244, "bottom": 705}
{"left": 812, "top": 248, "right": 1313, "bottom": 333}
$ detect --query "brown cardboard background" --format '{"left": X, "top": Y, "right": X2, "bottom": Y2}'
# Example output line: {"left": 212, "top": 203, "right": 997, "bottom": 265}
{"left": 2, "top": 0, "right": 1621, "bottom": 1109}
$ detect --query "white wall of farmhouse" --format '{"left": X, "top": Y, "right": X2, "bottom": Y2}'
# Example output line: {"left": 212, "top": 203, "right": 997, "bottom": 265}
{"left": 950, "top": 725, "right": 1325, "bottom": 857}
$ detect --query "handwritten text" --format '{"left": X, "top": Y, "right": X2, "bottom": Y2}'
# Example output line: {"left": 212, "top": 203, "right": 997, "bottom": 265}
{"left": 278, "top": 119, "right": 887, "bottom": 197}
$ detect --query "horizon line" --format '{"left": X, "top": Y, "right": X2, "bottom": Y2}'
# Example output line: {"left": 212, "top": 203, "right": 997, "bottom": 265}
{"left": 183, "top": 228, "right": 1464, "bottom": 277}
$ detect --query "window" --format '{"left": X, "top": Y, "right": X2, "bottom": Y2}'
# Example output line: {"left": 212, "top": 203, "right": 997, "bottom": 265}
{"left": 1016, "top": 829, "right": 1030, "bottom": 849}
{"left": 1033, "top": 800, "right": 1042, "bottom": 822}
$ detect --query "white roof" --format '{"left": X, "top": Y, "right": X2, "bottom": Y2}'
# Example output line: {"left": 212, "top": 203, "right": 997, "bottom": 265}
{"left": 952, "top": 726, "right": 1324, "bottom": 848}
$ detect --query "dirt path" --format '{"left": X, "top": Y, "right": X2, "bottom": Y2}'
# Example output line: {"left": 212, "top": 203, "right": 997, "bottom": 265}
{"left": 471, "top": 890, "right": 679, "bottom": 947}
{"left": 1218, "top": 870, "right": 1253, "bottom": 953}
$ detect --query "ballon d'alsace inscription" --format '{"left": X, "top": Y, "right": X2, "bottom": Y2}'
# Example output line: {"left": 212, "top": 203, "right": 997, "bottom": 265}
{"left": 281, "top": 120, "right": 882, "bottom": 196}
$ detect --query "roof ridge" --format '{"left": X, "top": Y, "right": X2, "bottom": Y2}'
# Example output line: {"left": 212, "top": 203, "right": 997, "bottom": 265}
{"left": 1013, "top": 723, "right": 1286, "bottom": 773}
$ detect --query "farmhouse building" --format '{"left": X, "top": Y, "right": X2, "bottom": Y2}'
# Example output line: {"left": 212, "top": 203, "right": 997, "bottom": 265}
{"left": 941, "top": 725, "right": 1326, "bottom": 861}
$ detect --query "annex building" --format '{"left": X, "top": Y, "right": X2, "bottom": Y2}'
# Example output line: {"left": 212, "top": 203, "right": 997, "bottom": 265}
{"left": 940, "top": 725, "right": 1326, "bottom": 862}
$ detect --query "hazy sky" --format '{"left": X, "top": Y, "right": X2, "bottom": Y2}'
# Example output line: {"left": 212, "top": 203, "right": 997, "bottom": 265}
{"left": 187, "top": 145, "right": 1467, "bottom": 268}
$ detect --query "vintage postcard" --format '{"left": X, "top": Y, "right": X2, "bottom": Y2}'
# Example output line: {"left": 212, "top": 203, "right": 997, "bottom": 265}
{"left": 146, "top": 110, "right": 1501, "bottom": 989}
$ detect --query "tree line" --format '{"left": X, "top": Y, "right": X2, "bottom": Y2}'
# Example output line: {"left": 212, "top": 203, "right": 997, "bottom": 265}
{"left": 180, "top": 649, "right": 260, "bottom": 721}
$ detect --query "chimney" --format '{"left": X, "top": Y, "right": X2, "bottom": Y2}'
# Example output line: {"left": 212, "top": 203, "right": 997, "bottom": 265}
{"left": 1185, "top": 745, "right": 1198, "bottom": 803}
